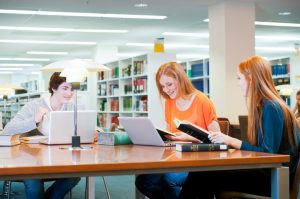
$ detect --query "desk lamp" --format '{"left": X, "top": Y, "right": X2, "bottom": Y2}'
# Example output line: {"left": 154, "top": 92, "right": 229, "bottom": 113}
{"left": 42, "top": 59, "right": 110, "bottom": 149}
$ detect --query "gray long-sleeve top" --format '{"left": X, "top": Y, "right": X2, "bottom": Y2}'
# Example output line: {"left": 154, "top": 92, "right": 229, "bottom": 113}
{"left": 3, "top": 96, "right": 72, "bottom": 135}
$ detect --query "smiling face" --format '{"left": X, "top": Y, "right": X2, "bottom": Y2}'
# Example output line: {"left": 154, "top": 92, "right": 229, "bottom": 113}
{"left": 237, "top": 70, "right": 249, "bottom": 97}
{"left": 52, "top": 82, "right": 73, "bottom": 104}
{"left": 159, "top": 74, "right": 178, "bottom": 99}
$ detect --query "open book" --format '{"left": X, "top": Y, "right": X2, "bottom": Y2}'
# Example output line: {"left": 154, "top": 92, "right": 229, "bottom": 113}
{"left": 0, "top": 134, "right": 21, "bottom": 146}
{"left": 20, "top": 135, "right": 48, "bottom": 144}
{"left": 173, "top": 118, "right": 211, "bottom": 143}
{"left": 156, "top": 127, "right": 176, "bottom": 141}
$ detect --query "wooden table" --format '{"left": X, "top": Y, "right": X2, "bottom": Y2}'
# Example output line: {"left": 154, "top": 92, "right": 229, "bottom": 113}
{"left": 0, "top": 144, "right": 290, "bottom": 199}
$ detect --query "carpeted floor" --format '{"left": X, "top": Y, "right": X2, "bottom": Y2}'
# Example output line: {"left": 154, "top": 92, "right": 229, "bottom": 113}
{"left": 0, "top": 175, "right": 136, "bottom": 199}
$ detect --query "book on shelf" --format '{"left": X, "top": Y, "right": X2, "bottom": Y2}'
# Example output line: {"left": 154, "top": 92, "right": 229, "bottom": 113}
{"left": 173, "top": 118, "right": 211, "bottom": 143}
{"left": 0, "top": 134, "right": 21, "bottom": 146}
{"left": 97, "top": 131, "right": 132, "bottom": 145}
{"left": 176, "top": 143, "right": 228, "bottom": 152}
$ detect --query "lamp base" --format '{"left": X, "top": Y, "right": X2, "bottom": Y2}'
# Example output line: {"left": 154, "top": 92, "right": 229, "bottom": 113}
{"left": 72, "top": 135, "right": 81, "bottom": 148}
{"left": 59, "top": 135, "right": 93, "bottom": 151}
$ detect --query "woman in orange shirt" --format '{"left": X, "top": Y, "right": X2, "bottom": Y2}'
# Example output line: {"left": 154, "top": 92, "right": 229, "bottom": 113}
{"left": 135, "top": 62, "right": 220, "bottom": 199}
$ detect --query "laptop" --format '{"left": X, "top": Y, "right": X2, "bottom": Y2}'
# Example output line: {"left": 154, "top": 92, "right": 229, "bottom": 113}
{"left": 118, "top": 117, "right": 179, "bottom": 147}
{"left": 40, "top": 110, "right": 96, "bottom": 145}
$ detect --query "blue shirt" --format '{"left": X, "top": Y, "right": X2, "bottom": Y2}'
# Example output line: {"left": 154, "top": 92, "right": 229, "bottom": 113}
{"left": 241, "top": 99, "right": 299, "bottom": 174}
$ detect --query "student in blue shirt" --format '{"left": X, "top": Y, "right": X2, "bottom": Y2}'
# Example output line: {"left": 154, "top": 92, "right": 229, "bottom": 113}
{"left": 179, "top": 55, "right": 300, "bottom": 199}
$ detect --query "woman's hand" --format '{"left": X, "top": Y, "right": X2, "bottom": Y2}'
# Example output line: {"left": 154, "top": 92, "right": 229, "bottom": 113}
{"left": 208, "top": 131, "right": 242, "bottom": 149}
{"left": 165, "top": 132, "right": 200, "bottom": 143}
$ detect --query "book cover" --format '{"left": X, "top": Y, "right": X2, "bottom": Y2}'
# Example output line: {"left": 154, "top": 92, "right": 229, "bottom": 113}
{"left": 0, "top": 134, "right": 21, "bottom": 146}
{"left": 173, "top": 118, "right": 211, "bottom": 143}
{"left": 97, "top": 131, "right": 133, "bottom": 145}
{"left": 176, "top": 143, "right": 228, "bottom": 152}
{"left": 156, "top": 127, "right": 176, "bottom": 141}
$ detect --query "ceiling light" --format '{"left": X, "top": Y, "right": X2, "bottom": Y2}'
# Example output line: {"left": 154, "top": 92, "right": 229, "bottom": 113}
{"left": 0, "top": 26, "right": 128, "bottom": 33}
{"left": 0, "top": 72, "right": 13, "bottom": 74}
{"left": 0, "top": 58, "right": 50, "bottom": 61}
{"left": 162, "top": 32, "right": 209, "bottom": 37}
{"left": 26, "top": 51, "right": 68, "bottom": 55}
{"left": 31, "top": 71, "right": 41, "bottom": 75}
{"left": 126, "top": 43, "right": 209, "bottom": 49}
{"left": 204, "top": 18, "right": 300, "bottom": 28}
{"left": 278, "top": 12, "right": 291, "bottom": 16}
{"left": 0, "top": 63, "right": 35, "bottom": 67}
{"left": 0, "top": 68, "right": 22, "bottom": 70}
{"left": 255, "top": 47, "right": 294, "bottom": 52}
{"left": 0, "top": 9, "right": 166, "bottom": 20}
{"left": 255, "top": 35, "right": 300, "bottom": 41}
{"left": 0, "top": 40, "right": 96, "bottom": 45}
{"left": 176, "top": 54, "right": 209, "bottom": 59}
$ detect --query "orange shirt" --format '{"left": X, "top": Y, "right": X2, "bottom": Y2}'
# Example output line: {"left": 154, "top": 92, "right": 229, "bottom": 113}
{"left": 165, "top": 91, "right": 217, "bottom": 133}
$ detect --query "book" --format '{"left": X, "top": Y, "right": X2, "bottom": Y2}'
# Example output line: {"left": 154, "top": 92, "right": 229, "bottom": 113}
{"left": 176, "top": 143, "right": 228, "bottom": 152}
{"left": 20, "top": 135, "right": 48, "bottom": 144}
{"left": 0, "top": 134, "right": 21, "bottom": 146}
{"left": 97, "top": 131, "right": 133, "bottom": 145}
{"left": 173, "top": 118, "right": 211, "bottom": 143}
{"left": 156, "top": 127, "right": 176, "bottom": 141}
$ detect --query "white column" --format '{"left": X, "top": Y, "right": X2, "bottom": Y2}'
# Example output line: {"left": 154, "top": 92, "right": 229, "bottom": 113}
{"left": 209, "top": 0, "right": 255, "bottom": 123}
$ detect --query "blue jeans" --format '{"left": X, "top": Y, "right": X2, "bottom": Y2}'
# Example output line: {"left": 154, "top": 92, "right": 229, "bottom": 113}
{"left": 23, "top": 177, "right": 80, "bottom": 199}
{"left": 135, "top": 172, "right": 188, "bottom": 199}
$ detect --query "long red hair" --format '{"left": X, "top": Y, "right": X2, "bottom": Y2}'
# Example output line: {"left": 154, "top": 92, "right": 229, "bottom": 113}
{"left": 239, "top": 56, "right": 298, "bottom": 148}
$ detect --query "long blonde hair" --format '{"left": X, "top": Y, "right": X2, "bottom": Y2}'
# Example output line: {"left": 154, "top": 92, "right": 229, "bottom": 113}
{"left": 155, "top": 62, "right": 196, "bottom": 99}
{"left": 239, "top": 56, "right": 298, "bottom": 148}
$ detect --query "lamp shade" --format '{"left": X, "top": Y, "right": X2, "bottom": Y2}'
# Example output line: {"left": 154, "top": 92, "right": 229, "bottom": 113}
{"left": 41, "top": 59, "right": 110, "bottom": 72}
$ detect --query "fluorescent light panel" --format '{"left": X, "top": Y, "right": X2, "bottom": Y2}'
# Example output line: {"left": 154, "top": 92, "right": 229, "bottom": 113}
{"left": 126, "top": 43, "right": 209, "bottom": 48}
{"left": 203, "top": 18, "right": 300, "bottom": 28}
{"left": 0, "top": 71, "right": 13, "bottom": 74}
{"left": 0, "top": 58, "right": 50, "bottom": 61}
{"left": 0, "top": 68, "right": 22, "bottom": 70}
{"left": 0, "top": 26, "right": 128, "bottom": 33}
{"left": 0, "top": 9, "right": 167, "bottom": 19}
{"left": 0, "top": 40, "right": 96, "bottom": 45}
{"left": 162, "top": 32, "right": 209, "bottom": 37}
{"left": 27, "top": 51, "right": 68, "bottom": 55}
{"left": 0, "top": 63, "right": 35, "bottom": 66}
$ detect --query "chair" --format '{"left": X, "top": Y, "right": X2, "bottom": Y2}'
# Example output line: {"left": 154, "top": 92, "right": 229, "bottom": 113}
{"left": 216, "top": 154, "right": 300, "bottom": 199}
{"left": 238, "top": 115, "right": 248, "bottom": 142}
{"left": 217, "top": 117, "right": 230, "bottom": 135}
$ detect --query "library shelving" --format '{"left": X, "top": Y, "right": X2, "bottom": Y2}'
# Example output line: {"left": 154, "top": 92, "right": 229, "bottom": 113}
{"left": 96, "top": 53, "right": 176, "bottom": 129}
{"left": 0, "top": 92, "right": 43, "bottom": 126}
{"left": 179, "top": 58, "right": 210, "bottom": 96}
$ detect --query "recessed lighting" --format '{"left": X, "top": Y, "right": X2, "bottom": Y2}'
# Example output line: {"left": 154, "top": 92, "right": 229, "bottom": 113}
{"left": 26, "top": 51, "right": 68, "bottom": 55}
{"left": 0, "top": 71, "right": 13, "bottom": 74}
{"left": 31, "top": 71, "right": 41, "bottom": 75}
{"left": 278, "top": 12, "right": 291, "bottom": 16}
{"left": 0, "top": 26, "right": 128, "bottom": 33}
{"left": 162, "top": 32, "right": 209, "bottom": 37}
{"left": 176, "top": 54, "right": 209, "bottom": 59}
{"left": 255, "top": 35, "right": 300, "bottom": 41}
{"left": 0, "top": 58, "right": 50, "bottom": 61}
{"left": 255, "top": 47, "right": 294, "bottom": 52}
{"left": 0, "top": 40, "right": 96, "bottom": 45}
{"left": 0, "top": 63, "right": 35, "bottom": 67}
{"left": 0, "top": 9, "right": 166, "bottom": 20}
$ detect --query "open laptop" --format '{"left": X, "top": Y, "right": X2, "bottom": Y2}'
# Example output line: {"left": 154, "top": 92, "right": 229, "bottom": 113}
{"left": 118, "top": 117, "right": 179, "bottom": 147}
{"left": 40, "top": 110, "right": 96, "bottom": 145}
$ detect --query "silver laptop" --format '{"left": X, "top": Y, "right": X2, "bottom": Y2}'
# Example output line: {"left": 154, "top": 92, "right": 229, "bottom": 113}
{"left": 118, "top": 117, "right": 178, "bottom": 147}
{"left": 40, "top": 110, "right": 96, "bottom": 145}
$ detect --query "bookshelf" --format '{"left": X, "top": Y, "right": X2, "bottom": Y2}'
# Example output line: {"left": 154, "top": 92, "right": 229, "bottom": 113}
{"left": 0, "top": 92, "right": 42, "bottom": 126}
{"left": 96, "top": 53, "right": 176, "bottom": 129}
{"left": 179, "top": 58, "right": 210, "bottom": 96}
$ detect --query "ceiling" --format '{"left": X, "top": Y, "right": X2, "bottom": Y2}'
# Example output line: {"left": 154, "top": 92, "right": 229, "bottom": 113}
{"left": 0, "top": 0, "right": 300, "bottom": 74}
